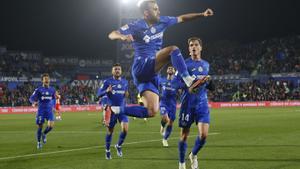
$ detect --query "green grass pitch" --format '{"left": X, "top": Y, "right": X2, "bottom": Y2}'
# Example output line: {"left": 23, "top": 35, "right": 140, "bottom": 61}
{"left": 0, "top": 107, "right": 300, "bottom": 169}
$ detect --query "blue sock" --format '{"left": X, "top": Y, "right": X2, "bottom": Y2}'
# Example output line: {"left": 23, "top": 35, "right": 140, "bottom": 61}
{"left": 124, "top": 106, "right": 149, "bottom": 118}
{"left": 43, "top": 126, "right": 53, "bottom": 135}
{"left": 171, "top": 48, "right": 189, "bottom": 78}
{"left": 192, "top": 136, "right": 206, "bottom": 155}
{"left": 161, "top": 120, "right": 166, "bottom": 128}
{"left": 178, "top": 140, "right": 187, "bottom": 163}
{"left": 163, "top": 125, "right": 173, "bottom": 140}
{"left": 105, "top": 134, "right": 112, "bottom": 150}
{"left": 117, "top": 132, "right": 127, "bottom": 146}
{"left": 36, "top": 128, "right": 42, "bottom": 142}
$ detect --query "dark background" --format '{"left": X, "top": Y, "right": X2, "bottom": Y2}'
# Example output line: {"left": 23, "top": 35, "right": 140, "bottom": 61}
{"left": 0, "top": 0, "right": 299, "bottom": 58}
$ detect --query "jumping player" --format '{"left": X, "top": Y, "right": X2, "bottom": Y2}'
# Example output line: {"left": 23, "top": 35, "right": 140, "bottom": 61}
{"left": 108, "top": 0, "right": 213, "bottom": 120}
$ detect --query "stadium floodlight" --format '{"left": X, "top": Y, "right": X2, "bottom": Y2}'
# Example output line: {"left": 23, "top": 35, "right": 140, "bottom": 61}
{"left": 121, "top": 0, "right": 129, "bottom": 4}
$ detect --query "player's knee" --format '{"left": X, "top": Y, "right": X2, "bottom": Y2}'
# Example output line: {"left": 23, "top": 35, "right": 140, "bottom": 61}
{"left": 180, "top": 133, "right": 189, "bottom": 141}
{"left": 200, "top": 133, "right": 208, "bottom": 140}
{"left": 170, "top": 45, "right": 179, "bottom": 52}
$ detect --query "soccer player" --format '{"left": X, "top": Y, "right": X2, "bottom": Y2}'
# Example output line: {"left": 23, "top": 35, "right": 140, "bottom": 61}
{"left": 29, "top": 73, "right": 56, "bottom": 149}
{"left": 97, "top": 63, "right": 129, "bottom": 160}
{"left": 108, "top": 0, "right": 213, "bottom": 119}
{"left": 177, "top": 37, "right": 214, "bottom": 169}
{"left": 159, "top": 66, "right": 181, "bottom": 147}
{"left": 55, "top": 90, "right": 62, "bottom": 120}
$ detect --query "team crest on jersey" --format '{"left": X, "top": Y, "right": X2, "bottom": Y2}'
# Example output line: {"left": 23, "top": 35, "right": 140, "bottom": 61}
{"left": 120, "top": 24, "right": 129, "bottom": 31}
{"left": 198, "top": 66, "right": 203, "bottom": 72}
{"left": 150, "top": 27, "right": 156, "bottom": 34}
{"left": 167, "top": 82, "right": 171, "bottom": 86}
{"left": 143, "top": 35, "right": 150, "bottom": 43}
{"left": 117, "top": 84, "right": 122, "bottom": 88}
{"left": 46, "top": 91, "right": 49, "bottom": 95}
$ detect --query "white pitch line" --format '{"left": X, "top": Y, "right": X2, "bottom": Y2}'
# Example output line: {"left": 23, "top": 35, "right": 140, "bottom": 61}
{"left": 0, "top": 132, "right": 219, "bottom": 161}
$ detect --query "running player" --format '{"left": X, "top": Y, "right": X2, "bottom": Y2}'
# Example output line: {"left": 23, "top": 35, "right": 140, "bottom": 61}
{"left": 97, "top": 63, "right": 129, "bottom": 159}
{"left": 108, "top": 0, "right": 213, "bottom": 120}
{"left": 159, "top": 66, "right": 181, "bottom": 147}
{"left": 177, "top": 37, "right": 214, "bottom": 169}
{"left": 29, "top": 73, "right": 56, "bottom": 149}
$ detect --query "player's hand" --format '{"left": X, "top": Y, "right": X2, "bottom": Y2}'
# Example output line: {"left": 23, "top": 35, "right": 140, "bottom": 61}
{"left": 32, "top": 102, "right": 38, "bottom": 107}
{"left": 106, "top": 85, "right": 113, "bottom": 93}
{"left": 203, "top": 8, "right": 213, "bottom": 17}
{"left": 121, "top": 34, "right": 134, "bottom": 42}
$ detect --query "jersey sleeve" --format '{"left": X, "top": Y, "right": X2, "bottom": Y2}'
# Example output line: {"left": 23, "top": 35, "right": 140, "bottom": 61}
{"left": 161, "top": 16, "right": 178, "bottom": 28}
{"left": 118, "top": 22, "right": 135, "bottom": 35}
{"left": 97, "top": 80, "right": 109, "bottom": 97}
{"left": 29, "top": 88, "right": 39, "bottom": 103}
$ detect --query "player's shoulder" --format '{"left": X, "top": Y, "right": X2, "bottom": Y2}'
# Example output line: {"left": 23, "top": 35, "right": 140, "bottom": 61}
{"left": 185, "top": 57, "right": 193, "bottom": 63}
{"left": 123, "top": 19, "right": 144, "bottom": 29}
{"left": 201, "top": 59, "right": 210, "bottom": 66}
{"left": 104, "top": 77, "right": 113, "bottom": 83}
{"left": 121, "top": 78, "right": 128, "bottom": 84}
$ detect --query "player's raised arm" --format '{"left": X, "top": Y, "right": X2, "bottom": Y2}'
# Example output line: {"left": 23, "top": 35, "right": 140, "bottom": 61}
{"left": 177, "top": 8, "right": 213, "bottom": 23}
{"left": 108, "top": 30, "right": 134, "bottom": 42}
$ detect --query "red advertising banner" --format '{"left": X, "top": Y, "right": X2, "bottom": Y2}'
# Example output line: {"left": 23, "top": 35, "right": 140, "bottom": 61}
{"left": 0, "top": 101, "right": 299, "bottom": 114}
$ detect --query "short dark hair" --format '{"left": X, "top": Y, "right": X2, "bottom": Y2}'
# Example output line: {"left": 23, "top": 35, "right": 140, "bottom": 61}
{"left": 138, "top": 0, "right": 156, "bottom": 13}
{"left": 41, "top": 73, "right": 50, "bottom": 80}
{"left": 188, "top": 37, "right": 203, "bottom": 46}
{"left": 113, "top": 63, "right": 121, "bottom": 68}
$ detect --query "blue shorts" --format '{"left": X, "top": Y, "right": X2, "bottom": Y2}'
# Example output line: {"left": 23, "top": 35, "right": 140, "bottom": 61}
{"left": 132, "top": 57, "right": 159, "bottom": 95}
{"left": 108, "top": 113, "right": 129, "bottom": 128}
{"left": 160, "top": 103, "right": 176, "bottom": 122}
{"left": 178, "top": 101, "right": 210, "bottom": 128}
{"left": 36, "top": 110, "right": 54, "bottom": 125}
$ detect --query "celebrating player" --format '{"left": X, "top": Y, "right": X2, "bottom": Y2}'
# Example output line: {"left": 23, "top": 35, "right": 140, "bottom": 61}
{"left": 108, "top": 0, "right": 213, "bottom": 120}
{"left": 29, "top": 73, "right": 56, "bottom": 149}
{"left": 97, "top": 63, "right": 130, "bottom": 159}
{"left": 177, "top": 37, "right": 214, "bottom": 169}
{"left": 159, "top": 66, "right": 181, "bottom": 147}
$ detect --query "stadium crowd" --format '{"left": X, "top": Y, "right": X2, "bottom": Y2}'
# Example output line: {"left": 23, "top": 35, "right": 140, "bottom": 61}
{"left": 1, "top": 35, "right": 300, "bottom": 107}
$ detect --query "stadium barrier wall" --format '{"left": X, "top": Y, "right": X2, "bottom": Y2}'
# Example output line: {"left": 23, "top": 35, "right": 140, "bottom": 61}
{"left": 1, "top": 101, "right": 300, "bottom": 114}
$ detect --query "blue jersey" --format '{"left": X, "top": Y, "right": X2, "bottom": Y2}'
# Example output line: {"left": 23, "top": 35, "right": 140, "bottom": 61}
{"left": 180, "top": 58, "right": 210, "bottom": 107}
{"left": 119, "top": 16, "right": 178, "bottom": 61}
{"left": 159, "top": 77, "right": 181, "bottom": 108}
{"left": 29, "top": 86, "right": 56, "bottom": 111}
{"left": 178, "top": 58, "right": 210, "bottom": 127}
{"left": 98, "top": 77, "right": 128, "bottom": 107}
{"left": 119, "top": 16, "right": 178, "bottom": 95}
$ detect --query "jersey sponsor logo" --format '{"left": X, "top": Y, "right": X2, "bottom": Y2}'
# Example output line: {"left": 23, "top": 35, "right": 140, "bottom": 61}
{"left": 143, "top": 32, "right": 163, "bottom": 43}
{"left": 143, "top": 35, "right": 150, "bottom": 43}
{"left": 112, "top": 90, "right": 126, "bottom": 95}
{"left": 41, "top": 96, "right": 53, "bottom": 100}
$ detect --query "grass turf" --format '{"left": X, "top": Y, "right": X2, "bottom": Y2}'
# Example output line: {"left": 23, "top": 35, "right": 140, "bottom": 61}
{"left": 0, "top": 107, "right": 300, "bottom": 169}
